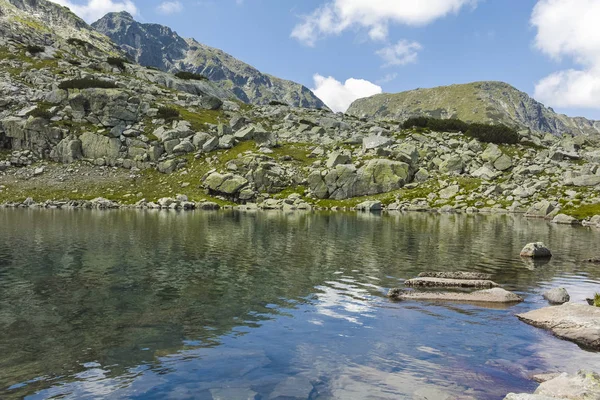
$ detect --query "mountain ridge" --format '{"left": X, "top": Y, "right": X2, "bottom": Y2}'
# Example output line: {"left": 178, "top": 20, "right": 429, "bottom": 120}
{"left": 347, "top": 81, "right": 600, "bottom": 136}
{"left": 92, "top": 11, "right": 326, "bottom": 109}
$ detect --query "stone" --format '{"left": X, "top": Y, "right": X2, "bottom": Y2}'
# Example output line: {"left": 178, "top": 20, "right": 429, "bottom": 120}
{"left": 326, "top": 152, "right": 351, "bottom": 168}
{"left": 404, "top": 277, "right": 499, "bottom": 288}
{"left": 356, "top": 200, "right": 382, "bottom": 211}
{"left": 50, "top": 136, "right": 83, "bottom": 163}
{"left": 388, "top": 287, "right": 523, "bottom": 304}
{"left": 79, "top": 132, "right": 121, "bottom": 160}
{"left": 572, "top": 175, "right": 600, "bottom": 187}
{"left": 33, "top": 166, "right": 45, "bottom": 176}
{"left": 418, "top": 272, "right": 493, "bottom": 280}
{"left": 203, "top": 172, "right": 248, "bottom": 195}
{"left": 494, "top": 154, "right": 513, "bottom": 171}
{"left": 439, "top": 155, "right": 464, "bottom": 175}
{"left": 439, "top": 185, "right": 459, "bottom": 199}
{"left": 517, "top": 303, "right": 600, "bottom": 349}
{"left": 414, "top": 168, "right": 430, "bottom": 182}
{"left": 472, "top": 165, "right": 500, "bottom": 180}
{"left": 202, "top": 136, "right": 219, "bottom": 152}
{"left": 542, "top": 288, "right": 570, "bottom": 305}
{"left": 482, "top": 143, "right": 503, "bottom": 163}
{"left": 210, "top": 388, "right": 257, "bottom": 400}
{"left": 172, "top": 140, "right": 195, "bottom": 154}
{"left": 505, "top": 370, "right": 600, "bottom": 400}
{"left": 525, "top": 201, "right": 555, "bottom": 218}
{"left": 520, "top": 242, "right": 552, "bottom": 258}
{"left": 552, "top": 214, "right": 580, "bottom": 225}
{"left": 362, "top": 135, "right": 393, "bottom": 151}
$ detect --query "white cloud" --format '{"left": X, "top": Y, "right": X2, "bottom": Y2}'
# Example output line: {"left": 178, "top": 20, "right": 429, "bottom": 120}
{"left": 311, "top": 74, "right": 382, "bottom": 113}
{"left": 532, "top": 0, "right": 600, "bottom": 109}
{"left": 292, "top": 0, "right": 477, "bottom": 46}
{"left": 376, "top": 73, "right": 398, "bottom": 84}
{"left": 48, "top": 0, "right": 138, "bottom": 22}
{"left": 157, "top": 1, "right": 183, "bottom": 14}
{"left": 376, "top": 40, "right": 422, "bottom": 67}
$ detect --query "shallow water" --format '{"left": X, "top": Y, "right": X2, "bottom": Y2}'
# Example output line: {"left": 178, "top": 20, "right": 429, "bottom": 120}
{"left": 1, "top": 209, "right": 600, "bottom": 399}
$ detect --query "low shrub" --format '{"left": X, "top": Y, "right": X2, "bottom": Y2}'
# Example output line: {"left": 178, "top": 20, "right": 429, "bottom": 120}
{"left": 58, "top": 78, "right": 119, "bottom": 90}
{"left": 107, "top": 57, "right": 129, "bottom": 70}
{"left": 25, "top": 45, "right": 45, "bottom": 55}
{"left": 402, "top": 116, "right": 469, "bottom": 133}
{"left": 269, "top": 100, "right": 288, "bottom": 106}
{"left": 157, "top": 106, "right": 180, "bottom": 121}
{"left": 67, "top": 38, "right": 89, "bottom": 47}
{"left": 67, "top": 59, "right": 82, "bottom": 66}
{"left": 466, "top": 123, "right": 519, "bottom": 144}
{"left": 27, "top": 107, "right": 53, "bottom": 120}
{"left": 175, "top": 71, "right": 208, "bottom": 81}
{"left": 594, "top": 293, "right": 600, "bottom": 307}
{"left": 145, "top": 66, "right": 161, "bottom": 71}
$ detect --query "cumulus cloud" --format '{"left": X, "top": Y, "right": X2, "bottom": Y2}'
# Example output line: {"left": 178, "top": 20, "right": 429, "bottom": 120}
{"left": 311, "top": 74, "right": 382, "bottom": 113}
{"left": 292, "top": 0, "right": 477, "bottom": 46}
{"left": 48, "top": 0, "right": 138, "bottom": 22}
{"left": 157, "top": 1, "right": 183, "bottom": 14}
{"left": 376, "top": 40, "right": 422, "bottom": 67}
{"left": 532, "top": 0, "right": 600, "bottom": 109}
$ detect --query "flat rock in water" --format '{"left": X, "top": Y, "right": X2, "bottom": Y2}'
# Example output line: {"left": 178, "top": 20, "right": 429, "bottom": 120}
{"left": 404, "top": 277, "right": 499, "bottom": 288}
{"left": 517, "top": 303, "right": 600, "bottom": 349}
{"left": 504, "top": 370, "right": 600, "bottom": 400}
{"left": 418, "top": 271, "right": 493, "bottom": 280}
{"left": 388, "top": 287, "right": 523, "bottom": 304}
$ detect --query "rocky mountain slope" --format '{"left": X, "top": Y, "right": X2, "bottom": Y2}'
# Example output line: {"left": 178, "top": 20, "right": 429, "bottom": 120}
{"left": 1, "top": 0, "right": 600, "bottom": 221}
{"left": 347, "top": 81, "right": 600, "bottom": 137}
{"left": 92, "top": 12, "right": 326, "bottom": 109}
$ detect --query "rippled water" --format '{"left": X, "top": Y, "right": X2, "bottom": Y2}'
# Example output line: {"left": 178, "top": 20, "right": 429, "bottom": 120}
{"left": 1, "top": 209, "right": 600, "bottom": 399}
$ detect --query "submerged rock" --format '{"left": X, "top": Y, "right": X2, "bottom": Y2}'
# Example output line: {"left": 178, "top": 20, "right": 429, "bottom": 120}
{"left": 520, "top": 242, "right": 552, "bottom": 258}
{"left": 542, "top": 288, "right": 570, "bottom": 305}
{"left": 388, "top": 287, "right": 523, "bottom": 304}
{"left": 404, "top": 277, "right": 499, "bottom": 289}
{"left": 517, "top": 303, "right": 600, "bottom": 349}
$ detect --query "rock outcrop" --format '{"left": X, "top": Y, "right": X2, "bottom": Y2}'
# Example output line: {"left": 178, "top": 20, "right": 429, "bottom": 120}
{"left": 388, "top": 287, "right": 524, "bottom": 304}
{"left": 504, "top": 370, "right": 600, "bottom": 400}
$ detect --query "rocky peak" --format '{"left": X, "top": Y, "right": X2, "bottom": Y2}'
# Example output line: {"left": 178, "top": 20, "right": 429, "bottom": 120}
{"left": 92, "top": 12, "right": 326, "bottom": 109}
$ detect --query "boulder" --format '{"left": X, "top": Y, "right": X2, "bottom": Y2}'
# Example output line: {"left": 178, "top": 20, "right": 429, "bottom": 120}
{"left": 438, "top": 155, "right": 464, "bottom": 174}
{"left": 552, "top": 214, "right": 580, "bottom": 225}
{"left": 326, "top": 151, "right": 351, "bottom": 168}
{"left": 482, "top": 143, "right": 503, "bottom": 163}
{"left": 203, "top": 172, "right": 248, "bottom": 196}
{"left": 354, "top": 159, "right": 411, "bottom": 196}
{"left": 472, "top": 165, "right": 500, "bottom": 180}
{"left": 69, "top": 88, "right": 140, "bottom": 127}
{"left": 79, "top": 132, "right": 121, "bottom": 160}
{"left": 517, "top": 303, "right": 600, "bottom": 349}
{"left": 404, "top": 277, "right": 499, "bottom": 289}
{"left": 572, "top": 175, "right": 600, "bottom": 187}
{"left": 525, "top": 201, "right": 555, "bottom": 218}
{"left": 520, "top": 242, "right": 552, "bottom": 258}
{"left": 494, "top": 154, "right": 513, "bottom": 171}
{"left": 50, "top": 136, "right": 82, "bottom": 163}
{"left": 542, "top": 288, "right": 570, "bottom": 305}
{"left": 418, "top": 272, "right": 493, "bottom": 280}
{"left": 504, "top": 371, "right": 600, "bottom": 400}
{"left": 439, "top": 185, "right": 459, "bottom": 199}
{"left": 362, "top": 135, "right": 393, "bottom": 151}
{"left": 355, "top": 200, "right": 382, "bottom": 211}
{"left": 388, "top": 287, "right": 523, "bottom": 304}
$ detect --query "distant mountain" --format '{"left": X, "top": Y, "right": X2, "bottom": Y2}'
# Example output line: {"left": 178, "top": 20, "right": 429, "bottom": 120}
{"left": 92, "top": 12, "right": 326, "bottom": 109}
{"left": 347, "top": 81, "right": 600, "bottom": 136}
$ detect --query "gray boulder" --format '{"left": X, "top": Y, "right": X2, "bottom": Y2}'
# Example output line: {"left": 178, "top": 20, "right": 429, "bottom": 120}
{"left": 356, "top": 200, "right": 382, "bottom": 211}
{"left": 520, "top": 242, "right": 552, "bottom": 258}
{"left": 79, "top": 132, "right": 121, "bottom": 160}
{"left": 552, "top": 214, "right": 579, "bottom": 225}
{"left": 542, "top": 288, "right": 570, "bottom": 305}
{"left": 504, "top": 370, "right": 600, "bottom": 400}
{"left": 203, "top": 172, "right": 248, "bottom": 195}
{"left": 50, "top": 136, "right": 82, "bottom": 163}
{"left": 362, "top": 135, "right": 393, "bottom": 151}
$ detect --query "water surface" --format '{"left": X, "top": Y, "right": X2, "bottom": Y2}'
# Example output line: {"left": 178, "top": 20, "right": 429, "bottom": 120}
{"left": 1, "top": 209, "right": 600, "bottom": 399}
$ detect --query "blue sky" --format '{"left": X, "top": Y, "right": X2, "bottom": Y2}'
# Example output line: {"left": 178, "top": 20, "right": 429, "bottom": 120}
{"left": 51, "top": 0, "right": 600, "bottom": 119}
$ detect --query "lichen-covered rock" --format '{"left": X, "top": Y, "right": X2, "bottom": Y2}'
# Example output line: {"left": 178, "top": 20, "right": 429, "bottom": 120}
{"left": 203, "top": 172, "right": 248, "bottom": 195}
{"left": 68, "top": 89, "right": 141, "bottom": 127}
{"left": 79, "top": 132, "right": 121, "bottom": 160}
{"left": 520, "top": 242, "right": 552, "bottom": 258}
{"left": 50, "top": 135, "right": 82, "bottom": 163}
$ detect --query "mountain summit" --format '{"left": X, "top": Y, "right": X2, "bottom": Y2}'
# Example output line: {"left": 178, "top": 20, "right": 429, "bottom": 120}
{"left": 347, "top": 81, "right": 600, "bottom": 136}
{"left": 92, "top": 12, "right": 326, "bottom": 109}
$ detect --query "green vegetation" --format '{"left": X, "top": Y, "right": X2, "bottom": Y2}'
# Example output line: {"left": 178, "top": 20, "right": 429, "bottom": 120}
{"left": 26, "top": 102, "right": 54, "bottom": 120}
{"left": 172, "top": 105, "right": 226, "bottom": 131}
{"left": 402, "top": 116, "right": 469, "bottom": 133}
{"left": 268, "top": 100, "right": 288, "bottom": 107}
{"left": 106, "top": 57, "right": 129, "bottom": 70}
{"left": 58, "top": 78, "right": 119, "bottom": 90}
{"left": 25, "top": 45, "right": 45, "bottom": 55}
{"left": 67, "top": 59, "right": 82, "bottom": 66}
{"left": 157, "top": 106, "right": 180, "bottom": 122}
{"left": 561, "top": 203, "right": 600, "bottom": 220}
{"left": 174, "top": 71, "right": 208, "bottom": 81}
{"left": 67, "top": 38, "right": 89, "bottom": 47}
{"left": 466, "top": 123, "right": 519, "bottom": 144}
{"left": 594, "top": 293, "right": 600, "bottom": 307}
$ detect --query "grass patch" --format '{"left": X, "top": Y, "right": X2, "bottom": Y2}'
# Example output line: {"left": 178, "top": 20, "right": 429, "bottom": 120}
{"left": 271, "top": 143, "right": 314, "bottom": 165}
{"left": 561, "top": 203, "right": 600, "bottom": 220}
{"left": 67, "top": 38, "right": 89, "bottom": 47}
{"left": 172, "top": 106, "right": 227, "bottom": 131}
{"left": 27, "top": 102, "right": 55, "bottom": 119}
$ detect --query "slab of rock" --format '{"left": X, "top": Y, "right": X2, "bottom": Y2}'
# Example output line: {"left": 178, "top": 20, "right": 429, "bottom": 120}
{"left": 355, "top": 200, "right": 382, "bottom": 211}
{"left": 552, "top": 214, "right": 580, "bottom": 225}
{"left": 504, "top": 370, "right": 600, "bottom": 400}
{"left": 520, "top": 242, "right": 552, "bottom": 258}
{"left": 418, "top": 272, "right": 493, "bottom": 280}
{"left": 542, "top": 288, "right": 570, "bottom": 305}
{"left": 404, "top": 277, "right": 499, "bottom": 288}
{"left": 517, "top": 303, "right": 600, "bottom": 349}
{"left": 388, "top": 287, "right": 523, "bottom": 304}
